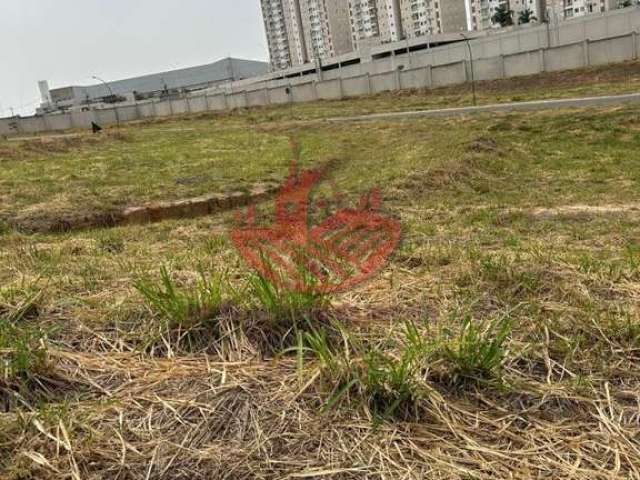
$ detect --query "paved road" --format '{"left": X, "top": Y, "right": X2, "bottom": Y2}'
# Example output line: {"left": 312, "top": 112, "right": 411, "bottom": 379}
{"left": 327, "top": 92, "right": 640, "bottom": 123}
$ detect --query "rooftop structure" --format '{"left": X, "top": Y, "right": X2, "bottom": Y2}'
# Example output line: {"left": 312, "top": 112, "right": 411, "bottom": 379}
{"left": 39, "top": 57, "right": 269, "bottom": 113}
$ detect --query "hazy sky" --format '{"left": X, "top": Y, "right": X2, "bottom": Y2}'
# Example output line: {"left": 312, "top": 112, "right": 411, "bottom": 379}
{"left": 0, "top": 1, "right": 268, "bottom": 116}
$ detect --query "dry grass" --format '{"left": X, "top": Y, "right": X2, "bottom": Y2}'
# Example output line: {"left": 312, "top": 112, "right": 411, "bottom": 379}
{"left": 1, "top": 95, "right": 640, "bottom": 478}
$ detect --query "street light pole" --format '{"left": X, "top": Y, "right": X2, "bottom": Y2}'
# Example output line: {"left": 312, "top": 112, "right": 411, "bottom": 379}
{"left": 92, "top": 75, "right": 120, "bottom": 128}
{"left": 460, "top": 33, "right": 477, "bottom": 107}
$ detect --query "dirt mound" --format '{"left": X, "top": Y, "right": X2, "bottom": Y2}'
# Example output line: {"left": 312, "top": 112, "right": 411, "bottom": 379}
{"left": 0, "top": 131, "right": 131, "bottom": 161}
{"left": 8, "top": 183, "right": 279, "bottom": 234}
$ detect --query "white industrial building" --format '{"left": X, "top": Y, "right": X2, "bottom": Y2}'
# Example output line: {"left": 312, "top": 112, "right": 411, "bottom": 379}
{"left": 38, "top": 57, "right": 269, "bottom": 114}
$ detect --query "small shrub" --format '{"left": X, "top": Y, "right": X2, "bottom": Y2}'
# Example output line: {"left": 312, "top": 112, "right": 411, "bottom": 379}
{"left": 441, "top": 314, "right": 512, "bottom": 381}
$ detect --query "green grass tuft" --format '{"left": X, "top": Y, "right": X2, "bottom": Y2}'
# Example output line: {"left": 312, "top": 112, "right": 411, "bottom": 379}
{"left": 248, "top": 273, "right": 330, "bottom": 324}
{"left": 135, "top": 265, "right": 224, "bottom": 331}
{"left": 441, "top": 314, "right": 512, "bottom": 381}
{"left": 302, "top": 321, "right": 432, "bottom": 419}
{"left": 0, "top": 287, "right": 48, "bottom": 385}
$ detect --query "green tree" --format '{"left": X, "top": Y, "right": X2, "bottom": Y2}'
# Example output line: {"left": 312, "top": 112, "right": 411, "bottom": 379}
{"left": 492, "top": 4, "right": 514, "bottom": 27}
{"left": 518, "top": 8, "right": 537, "bottom": 24}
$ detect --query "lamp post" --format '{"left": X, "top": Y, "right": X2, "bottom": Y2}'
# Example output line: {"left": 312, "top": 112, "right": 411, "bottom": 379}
{"left": 460, "top": 33, "right": 477, "bottom": 107}
{"left": 92, "top": 75, "right": 120, "bottom": 128}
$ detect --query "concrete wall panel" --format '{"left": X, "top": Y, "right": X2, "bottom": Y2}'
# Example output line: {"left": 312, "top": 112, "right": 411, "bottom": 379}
{"left": 188, "top": 96, "right": 208, "bottom": 113}
{"left": 342, "top": 75, "right": 370, "bottom": 96}
{"left": 431, "top": 62, "right": 466, "bottom": 87}
{"left": 558, "top": 21, "right": 587, "bottom": 45}
{"left": 544, "top": 43, "right": 584, "bottom": 71}
{"left": 118, "top": 105, "right": 140, "bottom": 122}
{"left": 268, "top": 87, "right": 291, "bottom": 105}
{"left": 584, "top": 17, "right": 608, "bottom": 40}
{"left": 169, "top": 99, "right": 188, "bottom": 115}
{"left": 409, "top": 51, "right": 434, "bottom": 68}
{"left": 0, "top": 119, "right": 12, "bottom": 136}
{"left": 206, "top": 94, "right": 227, "bottom": 111}
{"left": 70, "top": 111, "right": 94, "bottom": 129}
{"left": 154, "top": 101, "right": 172, "bottom": 117}
{"left": 604, "top": 13, "right": 630, "bottom": 37}
{"left": 246, "top": 89, "right": 269, "bottom": 107}
{"left": 137, "top": 103, "right": 155, "bottom": 118}
{"left": 316, "top": 79, "right": 342, "bottom": 100}
{"left": 322, "top": 69, "right": 341, "bottom": 80}
{"left": 368, "top": 57, "right": 394, "bottom": 74}
{"left": 47, "top": 114, "right": 74, "bottom": 131}
{"left": 291, "top": 83, "right": 316, "bottom": 103}
{"left": 504, "top": 51, "right": 542, "bottom": 77}
{"left": 473, "top": 57, "right": 503, "bottom": 81}
{"left": 226, "top": 92, "right": 247, "bottom": 110}
{"left": 432, "top": 44, "right": 465, "bottom": 65}
{"left": 500, "top": 34, "right": 522, "bottom": 55}
{"left": 369, "top": 72, "right": 396, "bottom": 93}
{"left": 589, "top": 34, "right": 635, "bottom": 66}
{"left": 399, "top": 68, "right": 429, "bottom": 89}
{"left": 94, "top": 109, "right": 118, "bottom": 126}
{"left": 518, "top": 29, "right": 545, "bottom": 51}
{"left": 18, "top": 116, "right": 48, "bottom": 134}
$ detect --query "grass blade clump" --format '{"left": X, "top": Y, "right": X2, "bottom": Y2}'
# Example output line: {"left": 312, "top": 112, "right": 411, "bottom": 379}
{"left": 135, "top": 266, "right": 226, "bottom": 351}
{"left": 0, "top": 287, "right": 48, "bottom": 387}
{"left": 249, "top": 273, "right": 329, "bottom": 322}
{"left": 302, "top": 321, "right": 432, "bottom": 419}
{"left": 442, "top": 314, "right": 512, "bottom": 381}
{"left": 0, "top": 320, "right": 48, "bottom": 384}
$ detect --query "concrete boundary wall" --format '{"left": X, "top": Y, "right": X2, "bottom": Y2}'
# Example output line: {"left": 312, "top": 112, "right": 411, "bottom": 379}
{"left": 399, "top": 68, "right": 431, "bottom": 89}
{"left": 432, "top": 61, "right": 467, "bottom": 87}
{"left": 342, "top": 75, "right": 370, "bottom": 96}
{"left": 370, "top": 72, "right": 397, "bottom": 94}
{"left": 316, "top": 79, "right": 343, "bottom": 100}
{"left": 2, "top": 24, "right": 639, "bottom": 137}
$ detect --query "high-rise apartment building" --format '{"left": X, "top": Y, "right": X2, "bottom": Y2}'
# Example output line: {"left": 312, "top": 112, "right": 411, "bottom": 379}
{"left": 400, "top": 0, "right": 439, "bottom": 37}
{"left": 262, "top": 0, "right": 353, "bottom": 69}
{"left": 399, "top": 0, "right": 468, "bottom": 38}
{"left": 548, "top": 0, "right": 616, "bottom": 19}
{"left": 261, "top": 0, "right": 294, "bottom": 69}
{"left": 440, "top": 0, "right": 472, "bottom": 32}
{"left": 349, "top": 0, "right": 381, "bottom": 47}
{"left": 465, "top": 0, "right": 492, "bottom": 30}
{"left": 466, "top": 0, "right": 542, "bottom": 30}
{"left": 377, "top": 0, "right": 404, "bottom": 41}
{"left": 300, "top": 0, "right": 354, "bottom": 60}
{"left": 284, "top": 0, "right": 309, "bottom": 65}
{"left": 263, "top": 0, "right": 632, "bottom": 69}
{"left": 349, "top": 0, "right": 403, "bottom": 48}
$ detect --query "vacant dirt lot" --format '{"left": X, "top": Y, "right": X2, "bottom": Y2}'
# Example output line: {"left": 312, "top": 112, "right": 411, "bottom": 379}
{"left": 1, "top": 80, "right": 640, "bottom": 479}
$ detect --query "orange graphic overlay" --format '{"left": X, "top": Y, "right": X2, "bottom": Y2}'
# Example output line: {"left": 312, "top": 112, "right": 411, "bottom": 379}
{"left": 231, "top": 140, "right": 401, "bottom": 294}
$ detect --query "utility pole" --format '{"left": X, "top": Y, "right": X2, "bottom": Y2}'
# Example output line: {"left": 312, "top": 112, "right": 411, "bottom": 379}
{"left": 460, "top": 33, "right": 477, "bottom": 107}
{"left": 92, "top": 75, "right": 120, "bottom": 128}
